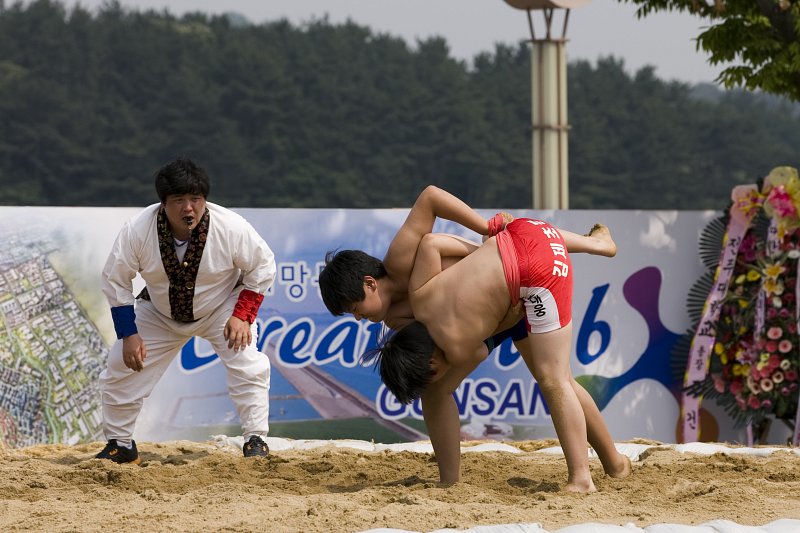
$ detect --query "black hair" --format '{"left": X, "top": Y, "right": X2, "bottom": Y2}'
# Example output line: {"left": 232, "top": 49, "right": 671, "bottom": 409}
{"left": 154, "top": 157, "right": 211, "bottom": 203}
{"left": 319, "top": 249, "right": 387, "bottom": 316}
{"left": 362, "top": 321, "right": 434, "bottom": 404}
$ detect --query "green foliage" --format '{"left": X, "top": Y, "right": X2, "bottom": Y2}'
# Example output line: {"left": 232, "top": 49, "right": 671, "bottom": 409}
{"left": 0, "top": 0, "right": 798, "bottom": 208}
{"left": 621, "top": 0, "right": 800, "bottom": 101}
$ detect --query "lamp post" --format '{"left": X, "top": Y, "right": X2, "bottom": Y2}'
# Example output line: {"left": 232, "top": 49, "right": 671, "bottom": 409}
{"left": 503, "top": 0, "right": 589, "bottom": 210}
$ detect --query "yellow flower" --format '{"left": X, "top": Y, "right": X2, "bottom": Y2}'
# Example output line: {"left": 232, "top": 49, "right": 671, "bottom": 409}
{"left": 737, "top": 298, "right": 749, "bottom": 309}
{"left": 776, "top": 221, "right": 789, "bottom": 241}
{"left": 720, "top": 352, "right": 728, "bottom": 365}
{"left": 714, "top": 342, "right": 724, "bottom": 355}
{"left": 735, "top": 274, "right": 746, "bottom": 284}
{"left": 737, "top": 326, "right": 749, "bottom": 335}
{"left": 764, "top": 262, "right": 786, "bottom": 279}
{"left": 765, "top": 166, "right": 799, "bottom": 190}
{"left": 746, "top": 270, "right": 761, "bottom": 282}
{"left": 732, "top": 185, "right": 765, "bottom": 220}
{"left": 763, "top": 277, "right": 783, "bottom": 296}
{"left": 732, "top": 364, "right": 742, "bottom": 377}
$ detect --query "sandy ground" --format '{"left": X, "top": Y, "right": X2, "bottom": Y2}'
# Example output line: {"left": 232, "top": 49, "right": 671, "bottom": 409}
{"left": 1, "top": 439, "right": 799, "bottom": 533}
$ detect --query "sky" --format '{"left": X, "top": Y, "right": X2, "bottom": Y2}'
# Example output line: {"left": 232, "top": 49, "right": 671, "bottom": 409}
{"left": 57, "top": 0, "right": 722, "bottom": 85}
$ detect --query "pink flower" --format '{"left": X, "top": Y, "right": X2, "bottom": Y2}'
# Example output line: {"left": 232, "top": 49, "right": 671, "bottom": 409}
{"left": 737, "top": 397, "right": 746, "bottom": 409}
{"left": 767, "top": 308, "right": 779, "bottom": 320}
{"left": 779, "top": 340, "right": 793, "bottom": 353}
{"left": 760, "top": 378, "right": 775, "bottom": 391}
{"left": 786, "top": 370, "right": 798, "bottom": 381}
{"left": 769, "top": 354, "right": 782, "bottom": 368}
{"left": 766, "top": 340, "right": 778, "bottom": 353}
{"left": 780, "top": 308, "right": 791, "bottom": 318}
{"left": 782, "top": 387, "right": 791, "bottom": 396}
{"left": 713, "top": 374, "right": 726, "bottom": 393}
{"left": 767, "top": 326, "right": 784, "bottom": 340}
{"left": 730, "top": 381, "right": 744, "bottom": 395}
{"left": 790, "top": 323, "right": 798, "bottom": 334}
{"left": 773, "top": 371, "right": 785, "bottom": 384}
{"left": 767, "top": 186, "right": 797, "bottom": 218}
{"left": 748, "top": 395, "right": 762, "bottom": 409}
{"left": 761, "top": 399, "right": 773, "bottom": 410}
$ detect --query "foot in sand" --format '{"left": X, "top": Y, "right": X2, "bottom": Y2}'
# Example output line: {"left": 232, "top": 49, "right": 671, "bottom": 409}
{"left": 563, "top": 478, "right": 597, "bottom": 493}
{"left": 606, "top": 453, "right": 632, "bottom": 479}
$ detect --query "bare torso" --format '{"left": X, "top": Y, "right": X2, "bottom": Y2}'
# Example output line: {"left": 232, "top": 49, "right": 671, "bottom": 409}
{"left": 409, "top": 238, "right": 510, "bottom": 360}
{"left": 384, "top": 256, "right": 466, "bottom": 330}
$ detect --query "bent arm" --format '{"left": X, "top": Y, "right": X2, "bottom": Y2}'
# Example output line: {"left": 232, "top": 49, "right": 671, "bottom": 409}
{"left": 409, "top": 233, "right": 477, "bottom": 293}
{"left": 102, "top": 222, "right": 141, "bottom": 339}
{"left": 101, "top": 221, "right": 140, "bottom": 309}
{"left": 385, "top": 185, "right": 616, "bottom": 291}
{"left": 231, "top": 222, "right": 277, "bottom": 324}
{"left": 384, "top": 186, "right": 490, "bottom": 281}
{"left": 234, "top": 222, "right": 277, "bottom": 297}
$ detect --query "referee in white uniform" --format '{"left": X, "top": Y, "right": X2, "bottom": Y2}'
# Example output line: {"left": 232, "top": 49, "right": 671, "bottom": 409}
{"left": 96, "top": 157, "right": 276, "bottom": 463}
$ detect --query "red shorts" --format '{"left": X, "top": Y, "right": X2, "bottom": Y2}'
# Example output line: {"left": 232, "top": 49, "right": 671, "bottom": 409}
{"left": 495, "top": 219, "right": 573, "bottom": 333}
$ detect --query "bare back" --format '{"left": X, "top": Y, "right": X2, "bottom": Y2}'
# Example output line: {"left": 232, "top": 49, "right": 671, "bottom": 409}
{"left": 384, "top": 257, "right": 471, "bottom": 330}
{"left": 410, "top": 238, "right": 510, "bottom": 365}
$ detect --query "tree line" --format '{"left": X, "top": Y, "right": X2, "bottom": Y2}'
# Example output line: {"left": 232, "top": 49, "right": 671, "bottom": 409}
{"left": 0, "top": 0, "right": 798, "bottom": 210}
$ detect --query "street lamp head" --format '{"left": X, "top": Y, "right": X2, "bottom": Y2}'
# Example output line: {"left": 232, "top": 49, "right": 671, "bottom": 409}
{"left": 503, "top": 0, "right": 590, "bottom": 9}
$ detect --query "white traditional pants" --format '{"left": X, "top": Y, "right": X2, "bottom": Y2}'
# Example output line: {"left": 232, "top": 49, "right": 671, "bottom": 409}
{"left": 99, "top": 293, "right": 270, "bottom": 441}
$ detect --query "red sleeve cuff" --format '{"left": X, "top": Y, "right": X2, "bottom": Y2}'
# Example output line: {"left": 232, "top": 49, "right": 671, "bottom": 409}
{"left": 232, "top": 289, "right": 265, "bottom": 323}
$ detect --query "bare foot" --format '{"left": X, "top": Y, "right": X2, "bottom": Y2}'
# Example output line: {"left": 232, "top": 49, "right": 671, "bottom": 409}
{"left": 563, "top": 479, "right": 597, "bottom": 493}
{"left": 606, "top": 453, "right": 632, "bottom": 479}
{"left": 585, "top": 223, "right": 617, "bottom": 258}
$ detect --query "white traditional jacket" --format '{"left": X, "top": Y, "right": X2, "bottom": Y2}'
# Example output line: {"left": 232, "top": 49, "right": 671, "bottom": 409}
{"left": 102, "top": 202, "right": 276, "bottom": 323}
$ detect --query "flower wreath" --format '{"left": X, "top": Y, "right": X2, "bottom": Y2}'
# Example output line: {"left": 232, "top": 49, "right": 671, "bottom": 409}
{"left": 684, "top": 167, "right": 800, "bottom": 437}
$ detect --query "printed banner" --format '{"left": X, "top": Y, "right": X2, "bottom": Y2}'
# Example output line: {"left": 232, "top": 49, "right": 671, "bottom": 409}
{"left": 0, "top": 207, "right": 716, "bottom": 446}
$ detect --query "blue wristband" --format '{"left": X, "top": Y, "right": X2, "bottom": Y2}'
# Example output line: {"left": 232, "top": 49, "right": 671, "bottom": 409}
{"left": 110, "top": 305, "right": 138, "bottom": 339}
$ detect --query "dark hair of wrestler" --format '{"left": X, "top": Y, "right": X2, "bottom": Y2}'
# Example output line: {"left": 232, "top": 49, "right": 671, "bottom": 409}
{"left": 319, "top": 249, "right": 387, "bottom": 316}
{"left": 362, "top": 320, "right": 434, "bottom": 404}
